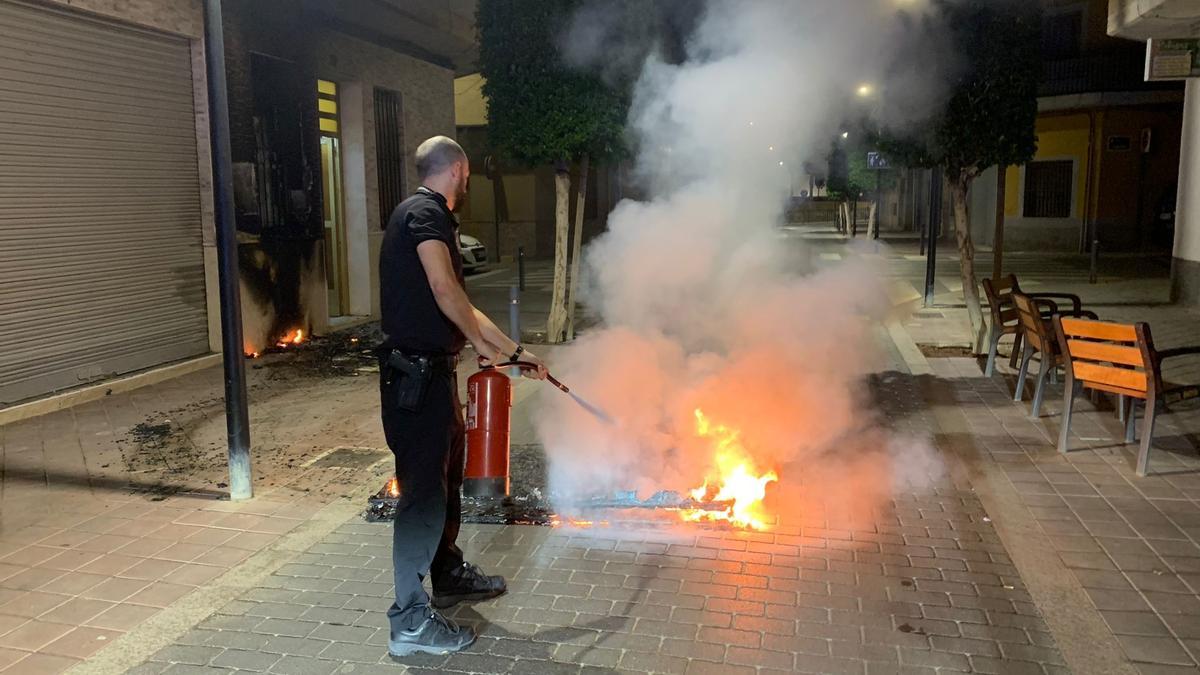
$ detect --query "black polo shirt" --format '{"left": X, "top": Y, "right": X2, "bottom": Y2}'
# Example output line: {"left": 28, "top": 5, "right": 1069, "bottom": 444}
{"left": 379, "top": 187, "right": 466, "bottom": 355}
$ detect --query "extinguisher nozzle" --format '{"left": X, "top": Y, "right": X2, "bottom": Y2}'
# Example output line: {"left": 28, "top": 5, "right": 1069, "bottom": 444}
{"left": 546, "top": 374, "right": 570, "bottom": 393}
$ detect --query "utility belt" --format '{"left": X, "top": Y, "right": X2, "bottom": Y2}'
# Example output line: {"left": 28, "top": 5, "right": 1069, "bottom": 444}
{"left": 376, "top": 348, "right": 458, "bottom": 412}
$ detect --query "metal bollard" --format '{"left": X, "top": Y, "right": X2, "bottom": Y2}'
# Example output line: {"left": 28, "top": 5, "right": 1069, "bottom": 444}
{"left": 1089, "top": 239, "right": 1100, "bottom": 284}
{"left": 508, "top": 285, "right": 521, "bottom": 378}
{"left": 518, "top": 247, "right": 526, "bottom": 292}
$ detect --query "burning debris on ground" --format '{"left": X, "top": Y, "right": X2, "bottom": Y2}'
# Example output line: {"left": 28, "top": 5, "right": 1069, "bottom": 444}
{"left": 115, "top": 325, "right": 395, "bottom": 499}
{"left": 363, "top": 479, "right": 771, "bottom": 529}
{"left": 246, "top": 323, "right": 385, "bottom": 378}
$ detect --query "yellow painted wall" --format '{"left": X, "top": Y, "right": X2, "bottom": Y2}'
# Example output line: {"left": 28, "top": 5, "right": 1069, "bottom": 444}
{"left": 455, "top": 73, "right": 487, "bottom": 126}
{"left": 462, "top": 174, "right": 537, "bottom": 223}
{"left": 1004, "top": 112, "right": 1097, "bottom": 218}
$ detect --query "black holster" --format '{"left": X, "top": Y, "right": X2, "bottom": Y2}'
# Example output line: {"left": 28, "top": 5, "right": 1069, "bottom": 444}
{"left": 379, "top": 350, "right": 433, "bottom": 412}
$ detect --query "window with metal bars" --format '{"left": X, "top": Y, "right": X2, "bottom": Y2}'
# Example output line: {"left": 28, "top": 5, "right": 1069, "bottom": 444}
{"left": 1023, "top": 160, "right": 1074, "bottom": 218}
{"left": 374, "top": 87, "right": 406, "bottom": 229}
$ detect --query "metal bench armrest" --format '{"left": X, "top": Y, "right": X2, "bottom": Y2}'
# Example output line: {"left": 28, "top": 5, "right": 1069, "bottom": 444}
{"left": 1158, "top": 346, "right": 1200, "bottom": 361}
{"left": 1027, "top": 292, "right": 1082, "bottom": 314}
{"left": 1032, "top": 298, "right": 1059, "bottom": 315}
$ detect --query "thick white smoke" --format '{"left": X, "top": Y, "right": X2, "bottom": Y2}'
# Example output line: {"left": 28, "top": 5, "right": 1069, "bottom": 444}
{"left": 537, "top": 1, "right": 951, "bottom": 521}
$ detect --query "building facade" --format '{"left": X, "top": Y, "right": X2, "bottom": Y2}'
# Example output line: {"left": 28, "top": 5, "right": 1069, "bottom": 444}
{"left": 0, "top": 0, "right": 472, "bottom": 406}
{"left": 1107, "top": 0, "right": 1200, "bottom": 305}
{"left": 968, "top": 0, "right": 1185, "bottom": 253}
{"left": 452, "top": 73, "right": 624, "bottom": 262}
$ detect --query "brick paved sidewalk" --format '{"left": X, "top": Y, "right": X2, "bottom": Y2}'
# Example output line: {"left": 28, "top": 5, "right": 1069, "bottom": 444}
{"left": 0, "top": 356, "right": 394, "bottom": 674}
{"left": 928, "top": 354, "right": 1200, "bottom": 675}
{"left": 132, "top": 372, "right": 1071, "bottom": 675}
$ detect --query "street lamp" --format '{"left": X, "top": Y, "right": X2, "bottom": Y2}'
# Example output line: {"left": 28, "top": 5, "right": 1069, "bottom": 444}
{"left": 856, "top": 83, "right": 875, "bottom": 98}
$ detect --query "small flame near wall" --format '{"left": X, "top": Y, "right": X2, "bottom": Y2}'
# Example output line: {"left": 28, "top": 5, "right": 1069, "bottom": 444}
{"left": 244, "top": 328, "right": 305, "bottom": 358}
{"left": 276, "top": 329, "right": 304, "bottom": 348}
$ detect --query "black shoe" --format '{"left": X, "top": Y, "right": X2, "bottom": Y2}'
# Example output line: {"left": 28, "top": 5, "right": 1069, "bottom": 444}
{"left": 387, "top": 608, "right": 475, "bottom": 658}
{"left": 432, "top": 562, "right": 507, "bottom": 609}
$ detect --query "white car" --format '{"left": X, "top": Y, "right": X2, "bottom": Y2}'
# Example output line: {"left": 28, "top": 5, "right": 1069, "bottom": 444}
{"left": 459, "top": 233, "right": 488, "bottom": 272}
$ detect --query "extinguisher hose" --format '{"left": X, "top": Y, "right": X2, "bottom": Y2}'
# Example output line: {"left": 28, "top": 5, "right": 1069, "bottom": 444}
{"left": 484, "top": 360, "right": 615, "bottom": 425}
{"left": 490, "top": 360, "right": 570, "bottom": 393}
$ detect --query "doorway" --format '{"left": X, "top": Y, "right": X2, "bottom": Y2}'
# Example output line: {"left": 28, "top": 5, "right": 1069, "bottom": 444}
{"left": 318, "top": 79, "right": 348, "bottom": 317}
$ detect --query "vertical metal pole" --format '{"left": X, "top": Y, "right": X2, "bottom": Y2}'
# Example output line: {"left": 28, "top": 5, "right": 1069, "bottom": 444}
{"left": 874, "top": 170, "right": 882, "bottom": 240}
{"left": 508, "top": 285, "right": 521, "bottom": 342}
{"left": 203, "top": 0, "right": 252, "bottom": 501}
{"left": 508, "top": 285, "right": 521, "bottom": 378}
{"left": 1090, "top": 237, "right": 1100, "bottom": 284}
{"left": 851, "top": 197, "right": 858, "bottom": 238}
{"left": 518, "top": 246, "right": 526, "bottom": 292}
{"left": 919, "top": 168, "right": 927, "bottom": 255}
{"left": 992, "top": 166, "right": 1006, "bottom": 280}
{"left": 925, "top": 167, "right": 942, "bottom": 307}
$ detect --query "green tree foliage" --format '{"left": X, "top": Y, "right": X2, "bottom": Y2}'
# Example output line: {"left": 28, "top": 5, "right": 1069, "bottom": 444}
{"left": 880, "top": 0, "right": 1042, "bottom": 350}
{"left": 478, "top": 0, "right": 627, "bottom": 168}
{"left": 477, "top": 0, "right": 629, "bottom": 342}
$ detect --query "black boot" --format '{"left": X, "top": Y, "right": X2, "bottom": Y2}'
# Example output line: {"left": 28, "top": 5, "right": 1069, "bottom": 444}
{"left": 388, "top": 607, "right": 475, "bottom": 658}
{"left": 432, "top": 562, "right": 507, "bottom": 609}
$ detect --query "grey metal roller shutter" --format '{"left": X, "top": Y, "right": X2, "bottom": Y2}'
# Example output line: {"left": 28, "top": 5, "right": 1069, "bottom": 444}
{"left": 0, "top": 0, "right": 209, "bottom": 405}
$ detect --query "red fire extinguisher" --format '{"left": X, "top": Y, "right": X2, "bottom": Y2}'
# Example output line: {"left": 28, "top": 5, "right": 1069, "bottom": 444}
{"left": 464, "top": 366, "right": 513, "bottom": 498}
{"left": 465, "top": 361, "right": 579, "bottom": 498}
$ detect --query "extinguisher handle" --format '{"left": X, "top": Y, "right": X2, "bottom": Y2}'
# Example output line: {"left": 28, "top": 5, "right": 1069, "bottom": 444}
{"left": 484, "top": 359, "right": 570, "bottom": 394}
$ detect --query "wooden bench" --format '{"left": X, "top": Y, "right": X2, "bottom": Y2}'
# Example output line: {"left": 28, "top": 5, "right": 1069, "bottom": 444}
{"left": 982, "top": 275, "right": 1086, "bottom": 377}
{"left": 1053, "top": 316, "right": 1200, "bottom": 476}
{"left": 1012, "top": 292, "right": 1097, "bottom": 417}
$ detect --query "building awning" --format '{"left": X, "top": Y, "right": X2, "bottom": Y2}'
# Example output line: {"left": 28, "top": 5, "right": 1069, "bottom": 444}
{"left": 301, "top": 0, "right": 477, "bottom": 74}
{"left": 1109, "top": 0, "right": 1200, "bottom": 41}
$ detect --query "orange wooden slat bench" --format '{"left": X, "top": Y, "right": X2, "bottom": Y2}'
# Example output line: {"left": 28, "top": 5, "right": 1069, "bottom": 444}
{"left": 1012, "top": 292, "right": 1097, "bottom": 417}
{"left": 982, "top": 274, "right": 1087, "bottom": 377}
{"left": 1053, "top": 316, "right": 1200, "bottom": 476}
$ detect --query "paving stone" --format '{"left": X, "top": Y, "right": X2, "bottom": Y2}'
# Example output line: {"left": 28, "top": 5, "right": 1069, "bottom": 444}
{"left": 268, "top": 655, "right": 341, "bottom": 675}
{"left": 441, "top": 652, "right": 517, "bottom": 673}
{"left": 1101, "top": 611, "right": 1174, "bottom": 637}
{"left": 1116, "top": 635, "right": 1197, "bottom": 666}
{"left": 150, "top": 645, "right": 223, "bottom": 666}
{"left": 309, "top": 623, "right": 376, "bottom": 644}
{"left": 318, "top": 640, "right": 384, "bottom": 663}
{"left": 794, "top": 654, "right": 868, "bottom": 675}
{"left": 298, "top": 606, "right": 369, "bottom": 625}
{"left": 125, "top": 664, "right": 168, "bottom": 675}
{"left": 210, "top": 649, "right": 281, "bottom": 672}
{"left": 261, "top": 635, "right": 331, "bottom": 657}
{"left": 202, "top": 629, "right": 271, "bottom": 650}
{"left": 967, "top": 655, "right": 1045, "bottom": 675}
{"left": 162, "top": 665, "right": 236, "bottom": 675}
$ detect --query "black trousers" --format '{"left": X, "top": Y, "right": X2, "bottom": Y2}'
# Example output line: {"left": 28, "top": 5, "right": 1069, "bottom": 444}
{"left": 380, "top": 367, "right": 465, "bottom": 633}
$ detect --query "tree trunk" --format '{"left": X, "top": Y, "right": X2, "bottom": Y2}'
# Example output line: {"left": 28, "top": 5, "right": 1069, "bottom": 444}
{"left": 545, "top": 162, "right": 571, "bottom": 343}
{"left": 949, "top": 173, "right": 987, "bottom": 353}
{"left": 992, "top": 166, "right": 1006, "bottom": 280}
{"left": 566, "top": 154, "right": 589, "bottom": 341}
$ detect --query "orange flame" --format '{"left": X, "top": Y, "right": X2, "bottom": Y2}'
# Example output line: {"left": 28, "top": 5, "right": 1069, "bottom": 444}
{"left": 549, "top": 516, "right": 610, "bottom": 529}
{"left": 386, "top": 477, "right": 400, "bottom": 498}
{"left": 276, "top": 329, "right": 304, "bottom": 348}
{"left": 680, "top": 409, "right": 778, "bottom": 530}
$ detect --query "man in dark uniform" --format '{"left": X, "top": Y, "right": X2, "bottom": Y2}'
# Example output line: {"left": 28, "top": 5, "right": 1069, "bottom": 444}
{"left": 378, "top": 136, "right": 546, "bottom": 657}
